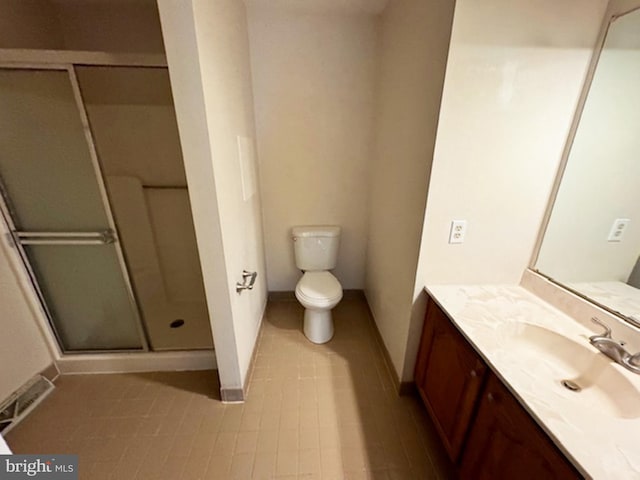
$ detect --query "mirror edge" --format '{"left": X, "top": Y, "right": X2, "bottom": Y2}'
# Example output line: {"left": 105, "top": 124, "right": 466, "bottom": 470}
{"left": 530, "top": 0, "right": 640, "bottom": 268}
{"left": 529, "top": 0, "right": 640, "bottom": 328}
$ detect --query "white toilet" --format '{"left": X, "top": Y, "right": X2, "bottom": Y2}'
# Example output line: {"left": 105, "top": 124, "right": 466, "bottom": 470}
{"left": 292, "top": 225, "right": 343, "bottom": 344}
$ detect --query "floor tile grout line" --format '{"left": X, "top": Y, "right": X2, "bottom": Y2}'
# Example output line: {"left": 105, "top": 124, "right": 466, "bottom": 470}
{"left": 5, "top": 298, "right": 452, "bottom": 480}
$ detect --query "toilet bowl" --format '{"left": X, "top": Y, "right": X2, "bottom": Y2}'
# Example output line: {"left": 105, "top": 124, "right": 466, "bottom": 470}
{"left": 291, "top": 225, "right": 343, "bottom": 344}
{"left": 295, "top": 271, "right": 343, "bottom": 344}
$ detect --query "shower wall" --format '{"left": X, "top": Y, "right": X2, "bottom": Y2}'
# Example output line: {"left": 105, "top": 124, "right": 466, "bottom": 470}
{"left": 77, "top": 67, "right": 212, "bottom": 351}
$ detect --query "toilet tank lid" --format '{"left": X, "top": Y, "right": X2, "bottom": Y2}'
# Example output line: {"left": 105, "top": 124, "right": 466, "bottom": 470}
{"left": 292, "top": 225, "right": 341, "bottom": 238}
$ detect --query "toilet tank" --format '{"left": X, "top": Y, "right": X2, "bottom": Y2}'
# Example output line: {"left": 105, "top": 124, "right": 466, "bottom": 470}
{"left": 292, "top": 225, "right": 341, "bottom": 271}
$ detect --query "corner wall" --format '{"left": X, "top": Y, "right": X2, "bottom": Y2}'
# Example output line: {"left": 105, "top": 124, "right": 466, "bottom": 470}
{"left": 405, "top": 0, "right": 607, "bottom": 382}
{"left": 403, "top": 0, "right": 607, "bottom": 380}
{"left": 158, "top": 0, "right": 267, "bottom": 394}
{"left": 417, "top": 0, "right": 607, "bottom": 286}
{"left": 364, "top": 0, "right": 455, "bottom": 382}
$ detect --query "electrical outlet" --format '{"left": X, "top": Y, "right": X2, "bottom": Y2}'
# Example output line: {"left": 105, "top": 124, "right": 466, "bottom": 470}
{"left": 449, "top": 220, "right": 467, "bottom": 244}
{"left": 607, "top": 218, "right": 630, "bottom": 242}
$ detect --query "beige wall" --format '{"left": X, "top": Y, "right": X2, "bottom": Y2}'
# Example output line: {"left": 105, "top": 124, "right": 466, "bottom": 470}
{"left": 192, "top": 0, "right": 268, "bottom": 387}
{"left": 246, "top": 0, "right": 388, "bottom": 15}
{"left": 0, "top": 222, "right": 53, "bottom": 402}
{"left": 54, "top": 0, "right": 164, "bottom": 53}
{"left": 0, "top": 0, "right": 163, "bottom": 53}
{"left": 364, "top": 0, "right": 455, "bottom": 382}
{"left": 158, "top": 0, "right": 267, "bottom": 392}
{"left": 247, "top": 5, "right": 377, "bottom": 291}
{"left": 537, "top": 9, "right": 640, "bottom": 283}
{"left": 416, "top": 0, "right": 607, "bottom": 287}
{"left": 0, "top": 0, "right": 64, "bottom": 49}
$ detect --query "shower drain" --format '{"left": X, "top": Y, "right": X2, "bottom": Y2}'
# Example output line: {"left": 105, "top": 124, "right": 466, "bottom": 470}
{"left": 561, "top": 379, "right": 581, "bottom": 392}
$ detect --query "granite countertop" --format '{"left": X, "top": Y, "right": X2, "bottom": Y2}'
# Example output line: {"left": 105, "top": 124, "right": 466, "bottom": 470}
{"left": 426, "top": 284, "right": 640, "bottom": 480}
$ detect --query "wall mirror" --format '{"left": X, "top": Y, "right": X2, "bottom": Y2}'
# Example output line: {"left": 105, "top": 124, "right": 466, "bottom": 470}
{"left": 534, "top": 1, "right": 640, "bottom": 328}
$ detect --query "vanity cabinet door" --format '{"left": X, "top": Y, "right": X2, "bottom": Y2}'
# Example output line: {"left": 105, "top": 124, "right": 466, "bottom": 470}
{"left": 459, "top": 373, "right": 581, "bottom": 480}
{"left": 414, "top": 299, "right": 487, "bottom": 462}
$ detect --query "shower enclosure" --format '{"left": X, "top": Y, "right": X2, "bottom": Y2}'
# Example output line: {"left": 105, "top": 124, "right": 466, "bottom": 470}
{"left": 0, "top": 63, "right": 213, "bottom": 354}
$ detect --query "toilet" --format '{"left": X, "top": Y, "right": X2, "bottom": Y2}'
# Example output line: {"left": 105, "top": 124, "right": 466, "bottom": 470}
{"left": 292, "top": 225, "right": 343, "bottom": 344}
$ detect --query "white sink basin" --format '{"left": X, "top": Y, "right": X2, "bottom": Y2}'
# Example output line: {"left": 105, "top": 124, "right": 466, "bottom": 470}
{"left": 504, "top": 323, "right": 640, "bottom": 419}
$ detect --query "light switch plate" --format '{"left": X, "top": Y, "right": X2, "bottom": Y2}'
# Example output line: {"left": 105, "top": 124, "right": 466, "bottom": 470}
{"left": 607, "top": 218, "right": 630, "bottom": 242}
{"left": 449, "top": 220, "right": 467, "bottom": 244}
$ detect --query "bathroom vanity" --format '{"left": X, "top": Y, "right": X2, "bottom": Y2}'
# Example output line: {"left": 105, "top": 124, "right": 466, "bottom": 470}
{"left": 415, "top": 285, "right": 640, "bottom": 480}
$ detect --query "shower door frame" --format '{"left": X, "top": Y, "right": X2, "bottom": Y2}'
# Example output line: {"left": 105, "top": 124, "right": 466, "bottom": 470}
{"left": 0, "top": 61, "right": 151, "bottom": 354}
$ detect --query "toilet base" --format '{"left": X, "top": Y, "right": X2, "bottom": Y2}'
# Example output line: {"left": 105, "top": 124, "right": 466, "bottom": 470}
{"left": 303, "top": 308, "right": 334, "bottom": 344}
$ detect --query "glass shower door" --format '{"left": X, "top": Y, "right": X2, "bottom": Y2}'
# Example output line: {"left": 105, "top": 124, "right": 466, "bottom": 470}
{"left": 0, "top": 68, "right": 145, "bottom": 351}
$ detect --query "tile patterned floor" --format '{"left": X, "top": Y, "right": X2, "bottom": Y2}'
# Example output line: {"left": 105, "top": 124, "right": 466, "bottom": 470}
{"left": 5, "top": 297, "right": 454, "bottom": 479}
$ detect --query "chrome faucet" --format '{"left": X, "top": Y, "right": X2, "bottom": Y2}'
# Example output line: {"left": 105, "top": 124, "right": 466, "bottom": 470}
{"left": 589, "top": 317, "right": 640, "bottom": 374}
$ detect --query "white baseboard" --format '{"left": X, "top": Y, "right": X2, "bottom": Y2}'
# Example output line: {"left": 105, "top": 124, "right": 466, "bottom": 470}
{"left": 56, "top": 350, "right": 217, "bottom": 375}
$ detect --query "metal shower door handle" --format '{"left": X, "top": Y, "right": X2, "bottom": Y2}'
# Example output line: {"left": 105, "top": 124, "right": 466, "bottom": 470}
{"left": 12, "top": 229, "right": 116, "bottom": 245}
{"left": 236, "top": 270, "right": 257, "bottom": 293}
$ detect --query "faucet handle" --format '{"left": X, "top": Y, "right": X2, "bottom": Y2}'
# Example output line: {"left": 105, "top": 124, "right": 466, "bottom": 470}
{"left": 591, "top": 317, "right": 612, "bottom": 338}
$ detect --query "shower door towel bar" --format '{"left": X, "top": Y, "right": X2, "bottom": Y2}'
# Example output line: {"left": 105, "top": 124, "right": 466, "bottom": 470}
{"left": 12, "top": 229, "right": 115, "bottom": 245}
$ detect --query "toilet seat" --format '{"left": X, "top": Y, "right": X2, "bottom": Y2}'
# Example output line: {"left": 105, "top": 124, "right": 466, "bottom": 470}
{"left": 295, "top": 271, "right": 342, "bottom": 307}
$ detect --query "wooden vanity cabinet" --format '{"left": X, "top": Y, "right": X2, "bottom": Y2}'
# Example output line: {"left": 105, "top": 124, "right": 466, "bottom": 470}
{"left": 414, "top": 299, "right": 487, "bottom": 461}
{"left": 415, "top": 298, "right": 582, "bottom": 479}
{"left": 459, "top": 373, "right": 580, "bottom": 480}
